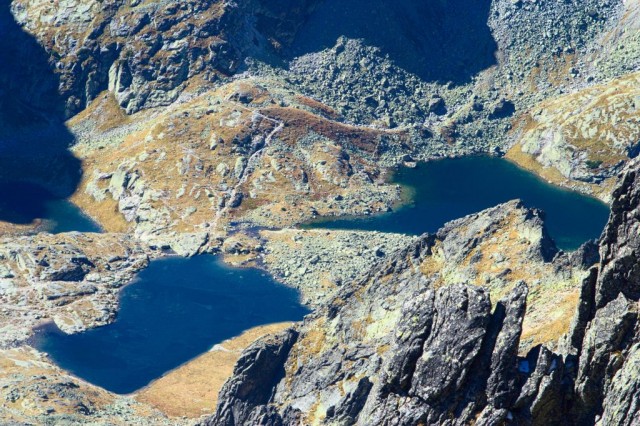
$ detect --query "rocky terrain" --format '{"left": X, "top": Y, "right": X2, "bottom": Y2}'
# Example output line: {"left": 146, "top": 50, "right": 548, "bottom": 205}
{"left": 207, "top": 160, "right": 640, "bottom": 426}
{"left": 0, "top": 0, "right": 639, "bottom": 424}
{"left": 0, "top": 346, "right": 178, "bottom": 426}
{"left": 257, "top": 229, "right": 416, "bottom": 306}
{"left": 0, "top": 232, "right": 155, "bottom": 343}
{"left": 69, "top": 79, "right": 408, "bottom": 238}
{"left": 9, "top": 0, "right": 317, "bottom": 116}
{"left": 136, "top": 322, "right": 294, "bottom": 419}
{"left": 507, "top": 71, "right": 640, "bottom": 201}
{"left": 5, "top": 0, "right": 640, "bottom": 206}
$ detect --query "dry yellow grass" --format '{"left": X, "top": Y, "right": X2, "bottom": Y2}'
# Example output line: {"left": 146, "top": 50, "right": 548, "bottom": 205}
{"left": 70, "top": 192, "right": 131, "bottom": 233}
{"left": 414, "top": 208, "right": 584, "bottom": 352}
{"left": 65, "top": 79, "right": 404, "bottom": 234}
{"left": 0, "top": 348, "right": 115, "bottom": 420}
{"left": 505, "top": 147, "right": 570, "bottom": 187}
{"left": 135, "top": 322, "right": 293, "bottom": 418}
{"left": 505, "top": 147, "right": 610, "bottom": 201}
{"left": 0, "top": 220, "right": 43, "bottom": 236}
{"left": 520, "top": 291, "right": 580, "bottom": 351}
{"left": 68, "top": 92, "right": 130, "bottom": 133}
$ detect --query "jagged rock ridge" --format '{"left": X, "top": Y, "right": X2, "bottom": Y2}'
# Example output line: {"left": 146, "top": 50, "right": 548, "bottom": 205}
{"left": 0, "top": 0, "right": 638, "bottom": 423}
{"left": 207, "top": 161, "right": 640, "bottom": 425}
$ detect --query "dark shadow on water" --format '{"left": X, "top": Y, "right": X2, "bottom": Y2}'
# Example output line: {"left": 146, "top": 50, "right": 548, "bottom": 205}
{"left": 32, "top": 256, "right": 310, "bottom": 394}
{"left": 289, "top": 0, "right": 497, "bottom": 84}
{"left": 0, "top": 3, "right": 82, "bottom": 223}
{"left": 0, "top": 183, "right": 52, "bottom": 225}
{"left": 0, "top": 182, "right": 102, "bottom": 233}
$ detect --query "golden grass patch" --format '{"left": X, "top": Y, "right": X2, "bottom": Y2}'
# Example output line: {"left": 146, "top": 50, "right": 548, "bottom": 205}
{"left": 135, "top": 322, "right": 293, "bottom": 418}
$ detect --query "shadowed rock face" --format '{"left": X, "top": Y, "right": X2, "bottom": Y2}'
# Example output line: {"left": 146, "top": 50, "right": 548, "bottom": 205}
{"left": 8, "top": 0, "right": 321, "bottom": 116}
{"left": 0, "top": 8, "right": 61, "bottom": 124}
{"left": 0, "top": 3, "right": 81, "bottom": 210}
{"left": 289, "top": 0, "right": 497, "bottom": 84}
{"left": 569, "top": 163, "right": 640, "bottom": 425}
{"left": 252, "top": 0, "right": 320, "bottom": 50}
{"left": 202, "top": 202, "right": 544, "bottom": 425}
{"left": 9, "top": 0, "right": 496, "bottom": 118}
{"left": 206, "top": 160, "right": 640, "bottom": 426}
{"left": 206, "top": 235, "right": 532, "bottom": 424}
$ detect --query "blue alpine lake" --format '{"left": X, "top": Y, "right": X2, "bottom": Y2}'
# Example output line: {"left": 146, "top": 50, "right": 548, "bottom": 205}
{"left": 31, "top": 255, "right": 310, "bottom": 394}
{"left": 27, "top": 155, "right": 610, "bottom": 395}
{"left": 305, "top": 156, "right": 610, "bottom": 250}
{"left": 0, "top": 182, "right": 101, "bottom": 233}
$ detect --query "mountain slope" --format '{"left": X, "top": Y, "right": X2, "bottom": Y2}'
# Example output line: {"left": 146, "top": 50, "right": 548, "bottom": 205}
{"left": 207, "top": 160, "right": 640, "bottom": 425}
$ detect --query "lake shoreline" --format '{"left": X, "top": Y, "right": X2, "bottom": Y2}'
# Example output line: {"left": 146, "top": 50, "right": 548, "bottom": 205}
{"left": 302, "top": 155, "right": 610, "bottom": 251}
{"left": 31, "top": 255, "right": 309, "bottom": 395}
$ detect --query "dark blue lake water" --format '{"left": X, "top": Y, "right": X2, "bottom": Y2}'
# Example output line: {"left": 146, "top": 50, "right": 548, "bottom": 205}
{"left": 305, "top": 156, "right": 610, "bottom": 250}
{"left": 0, "top": 182, "right": 101, "bottom": 233}
{"left": 31, "top": 256, "right": 310, "bottom": 394}
{"left": 26, "top": 156, "right": 610, "bottom": 394}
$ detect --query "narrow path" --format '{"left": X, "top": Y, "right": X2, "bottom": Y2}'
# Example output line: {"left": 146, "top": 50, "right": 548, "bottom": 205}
{"left": 211, "top": 109, "right": 284, "bottom": 231}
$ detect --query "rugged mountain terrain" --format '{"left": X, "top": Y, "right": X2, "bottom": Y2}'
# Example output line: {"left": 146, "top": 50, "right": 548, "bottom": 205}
{"left": 0, "top": 0, "right": 639, "bottom": 424}
{"left": 507, "top": 71, "right": 640, "bottom": 201}
{"left": 9, "top": 0, "right": 317, "bottom": 116}
{"left": 4, "top": 0, "right": 639, "bottom": 208}
{"left": 69, "top": 79, "right": 408, "bottom": 238}
{"left": 208, "top": 160, "right": 640, "bottom": 426}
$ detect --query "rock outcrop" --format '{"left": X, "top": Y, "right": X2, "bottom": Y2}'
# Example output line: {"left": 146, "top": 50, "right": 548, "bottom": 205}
{"left": 10, "top": 0, "right": 319, "bottom": 116}
{"left": 2, "top": 0, "right": 640, "bottom": 424}
{"left": 207, "top": 161, "right": 640, "bottom": 425}
{"left": 569, "top": 162, "right": 640, "bottom": 425}
{"left": 10, "top": 0, "right": 639, "bottom": 199}
{"left": 507, "top": 72, "right": 640, "bottom": 202}
{"left": 0, "top": 233, "right": 155, "bottom": 344}
{"left": 71, "top": 80, "right": 407, "bottom": 237}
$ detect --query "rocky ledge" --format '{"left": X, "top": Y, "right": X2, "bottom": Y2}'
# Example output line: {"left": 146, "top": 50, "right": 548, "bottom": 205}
{"left": 0, "top": 232, "right": 157, "bottom": 345}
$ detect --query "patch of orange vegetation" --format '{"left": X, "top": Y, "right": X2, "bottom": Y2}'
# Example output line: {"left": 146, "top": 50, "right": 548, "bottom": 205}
{"left": 351, "top": 314, "right": 374, "bottom": 340}
{"left": 72, "top": 88, "right": 268, "bottom": 231}
{"left": 68, "top": 79, "right": 404, "bottom": 233}
{"left": 419, "top": 241, "right": 445, "bottom": 287}
{"left": 0, "top": 348, "right": 115, "bottom": 420}
{"left": 70, "top": 191, "right": 130, "bottom": 233}
{"left": 68, "top": 92, "right": 130, "bottom": 133}
{"left": 527, "top": 65, "right": 542, "bottom": 92}
{"left": 520, "top": 291, "right": 580, "bottom": 351}
{"left": 285, "top": 319, "right": 328, "bottom": 392}
{"left": 505, "top": 145, "right": 599, "bottom": 196}
{"left": 508, "top": 72, "right": 640, "bottom": 201}
{"left": 294, "top": 95, "right": 340, "bottom": 119}
{"left": 135, "top": 322, "right": 293, "bottom": 418}
{"left": 505, "top": 144, "right": 563, "bottom": 180}
{"left": 317, "top": 272, "right": 339, "bottom": 293}
{"left": 261, "top": 106, "right": 408, "bottom": 154}
{"left": 547, "top": 53, "right": 577, "bottom": 87}
{"left": 0, "top": 220, "right": 43, "bottom": 236}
